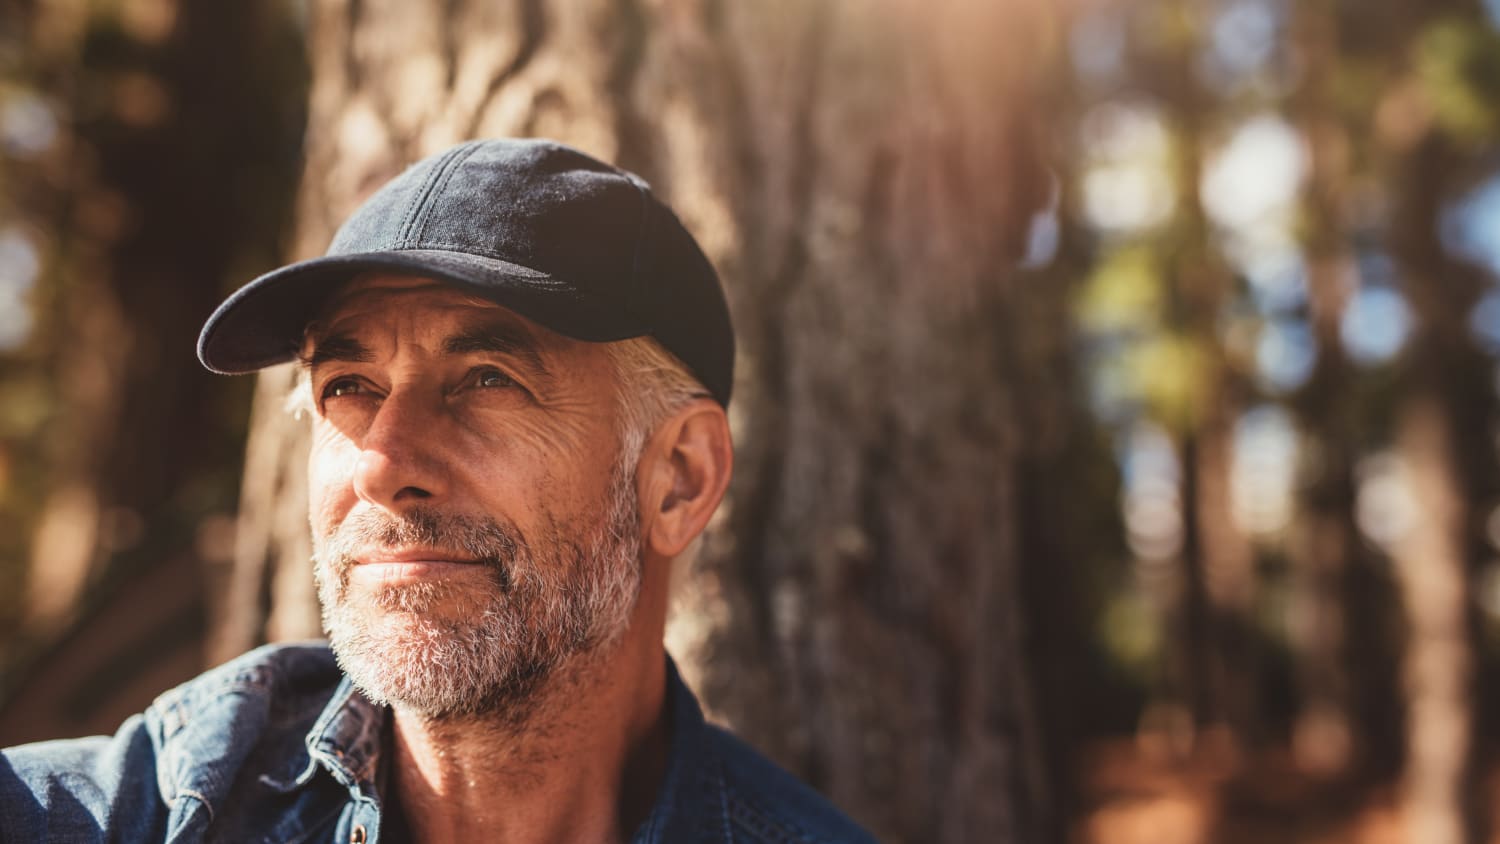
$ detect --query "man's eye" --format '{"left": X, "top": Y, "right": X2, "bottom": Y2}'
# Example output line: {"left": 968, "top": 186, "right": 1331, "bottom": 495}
{"left": 322, "top": 378, "right": 365, "bottom": 399}
{"left": 475, "top": 367, "right": 517, "bottom": 389}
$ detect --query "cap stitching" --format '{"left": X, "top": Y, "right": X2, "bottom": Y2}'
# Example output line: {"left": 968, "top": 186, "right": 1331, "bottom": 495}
{"left": 396, "top": 138, "right": 483, "bottom": 248}
{"left": 393, "top": 161, "right": 438, "bottom": 248}
{"left": 412, "top": 141, "right": 486, "bottom": 246}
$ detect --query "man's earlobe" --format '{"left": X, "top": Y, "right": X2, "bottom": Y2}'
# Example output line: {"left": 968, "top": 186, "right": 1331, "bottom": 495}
{"left": 643, "top": 399, "right": 732, "bottom": 559}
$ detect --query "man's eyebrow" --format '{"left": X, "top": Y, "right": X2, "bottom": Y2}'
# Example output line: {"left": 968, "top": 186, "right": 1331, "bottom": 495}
{"left": 300, "top": 333, "right": 374, "bottom": 367}
{"left": 443, "top": 324, "right": 553, "bottom": 380}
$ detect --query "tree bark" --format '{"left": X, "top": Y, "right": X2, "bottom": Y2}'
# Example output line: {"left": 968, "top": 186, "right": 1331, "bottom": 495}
{"left": 226, "top": 2, "right": 1062, "bottom": 840}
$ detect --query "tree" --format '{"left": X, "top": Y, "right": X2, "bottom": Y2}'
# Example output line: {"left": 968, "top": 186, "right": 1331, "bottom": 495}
{"left": 1369, "top": 5, "right": 1500, "bottom": 841}
{"left": 1387, "top": 126, "right": 1494, "bottom": 844}
{"left": 216, "top": 1, "right": 1065, "bottom": 841}
{"left": 1284, "top": 0, "right": 1402, "bottom": 784}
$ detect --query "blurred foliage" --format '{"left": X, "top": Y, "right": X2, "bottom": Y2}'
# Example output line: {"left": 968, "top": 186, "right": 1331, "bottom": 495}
{"left": 1061, "top": 3, "right": 1500, "bottom": 818}
{"left": 1414, "top": 18, "right": 1500, "bottom": 144}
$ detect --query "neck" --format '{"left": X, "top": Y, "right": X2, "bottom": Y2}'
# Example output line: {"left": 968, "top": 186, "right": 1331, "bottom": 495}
{"left": 384, "top": 632, "right": 670, "bottom": 844}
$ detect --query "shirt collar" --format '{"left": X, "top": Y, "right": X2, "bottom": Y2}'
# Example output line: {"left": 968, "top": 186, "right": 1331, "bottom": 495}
{"left": 300, "top": 653, "right": 729, "bottom": 842}
{"left": 298, "top": 675, "right": 387, "bottom": 794}
{"left": 630, "top": 655, "right": 730, "bottom": 844}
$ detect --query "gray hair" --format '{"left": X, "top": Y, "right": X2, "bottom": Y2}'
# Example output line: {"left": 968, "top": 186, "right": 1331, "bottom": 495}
{"left": 603, "top": 336, "right": 712, "bottom": 466}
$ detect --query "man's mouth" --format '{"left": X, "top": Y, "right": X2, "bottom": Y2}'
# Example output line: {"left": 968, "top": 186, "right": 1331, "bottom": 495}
{"left": 357, "top": 547, "right": 480, "bottom": 565}
{"left": 350, "top": 548, "right": 486, "bottom": 585}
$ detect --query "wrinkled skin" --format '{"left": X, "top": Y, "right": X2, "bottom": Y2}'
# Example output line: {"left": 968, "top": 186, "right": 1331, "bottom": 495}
{"left": 304, "top": 274, "right": 636, "bottom": 722}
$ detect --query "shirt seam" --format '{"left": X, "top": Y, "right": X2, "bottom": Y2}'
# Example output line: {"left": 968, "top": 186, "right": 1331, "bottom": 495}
{"left": 717, "top": 754, "right": 734, "bottom": 843}
{"left": 169, "top": 788, "right": 215, "bottom": 823}
{"left": 727, "top": 791, "right": 839, "bottom": 844}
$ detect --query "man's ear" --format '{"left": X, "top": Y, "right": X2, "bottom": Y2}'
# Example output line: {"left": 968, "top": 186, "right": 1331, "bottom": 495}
{"left": 638, "top": 399, "right": 733, "bottom": 559}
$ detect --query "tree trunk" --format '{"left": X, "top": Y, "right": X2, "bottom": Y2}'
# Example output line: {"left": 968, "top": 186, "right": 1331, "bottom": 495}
{"left": 1389, "top": 392, "right": 1473, "bottom": 844}
{"left": 225, "top": 1, "right": 1062, "bottom": 841}
{"left": 1286, "top": 0, "right": 1402, "bottom": 783}
{"left": 1387, "top": 130, "right": 1491, "bottom": 844}
{"left": 1160, "top": 52, "right": 1260, "bottom": 749}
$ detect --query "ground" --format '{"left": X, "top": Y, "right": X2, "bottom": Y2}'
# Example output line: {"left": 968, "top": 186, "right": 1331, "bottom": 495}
{"left": 1073, "top": 734, "right": 1497, "bottom": 844}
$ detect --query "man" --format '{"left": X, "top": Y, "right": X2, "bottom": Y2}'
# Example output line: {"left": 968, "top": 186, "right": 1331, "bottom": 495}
{"left": 1, "top": 139, "right": 874, "bottom": 843}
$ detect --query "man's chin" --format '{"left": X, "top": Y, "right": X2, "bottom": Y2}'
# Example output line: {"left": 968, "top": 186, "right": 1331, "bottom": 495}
{"left": 334, "top": 598, "right": 501, "bottom": 658}
{"left": 326, "top": 620, "right": 557, "bottom": 723}
{"left": 344, "top": 577, "right": 495, "bottom": 618}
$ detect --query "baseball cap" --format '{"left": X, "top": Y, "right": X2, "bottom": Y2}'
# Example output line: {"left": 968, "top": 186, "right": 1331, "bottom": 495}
{"left": 197, "top": 138, "right": 735, "bottom": 405}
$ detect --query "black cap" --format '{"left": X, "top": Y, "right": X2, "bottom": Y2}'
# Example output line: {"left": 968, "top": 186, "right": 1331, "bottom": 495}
{"left": 197, "top": 138, "right": 734, "bottom": 405}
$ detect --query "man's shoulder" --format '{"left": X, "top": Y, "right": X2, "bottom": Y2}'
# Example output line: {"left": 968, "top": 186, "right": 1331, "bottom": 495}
{"left": 146, "top": 641, "right": 345, "bottom": 793}
{"left": 4, "top": 640, "right": 341, "bottom": 765}
{"left": 702, "top": 724, "right": 878, "bottom": 844}
{"left": 150, "top": 640, "right": 342, "bottom": 734}
{"left": 1, "top": 642, "right": 345, "bottom": 841}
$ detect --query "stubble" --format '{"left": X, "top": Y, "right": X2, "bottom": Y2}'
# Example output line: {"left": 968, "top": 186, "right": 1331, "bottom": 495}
{"left": 312, "top": 461, "right": 641, "bottom": 725}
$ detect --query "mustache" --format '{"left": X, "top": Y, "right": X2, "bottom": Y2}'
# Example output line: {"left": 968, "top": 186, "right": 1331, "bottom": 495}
{"left": 320, "top": 507, "right": 524, "bottom": 592}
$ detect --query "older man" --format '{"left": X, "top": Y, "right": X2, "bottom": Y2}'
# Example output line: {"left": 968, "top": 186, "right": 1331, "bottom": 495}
{"left": 1, "top": 139, "right": 873, "bottom": 843}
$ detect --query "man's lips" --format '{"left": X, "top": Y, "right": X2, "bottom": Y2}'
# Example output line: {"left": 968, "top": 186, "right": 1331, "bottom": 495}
{"left": 360, "top": 551, "right": 477, "bottom": 563}
{"left": 354, "top": 548, "right": 480, "bottom": 566}
{"left": 349, "top": 549, "right": 486, "bottom": 584}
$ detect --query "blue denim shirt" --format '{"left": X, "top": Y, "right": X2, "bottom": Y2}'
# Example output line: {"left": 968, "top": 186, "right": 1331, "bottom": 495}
{"left": 0, "top": 643, "right": 875, "bottom": 843}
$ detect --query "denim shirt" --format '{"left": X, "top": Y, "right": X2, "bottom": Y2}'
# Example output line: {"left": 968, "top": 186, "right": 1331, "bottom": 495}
{"left": 0, "top": 643, "right": 875, "bottom": 843}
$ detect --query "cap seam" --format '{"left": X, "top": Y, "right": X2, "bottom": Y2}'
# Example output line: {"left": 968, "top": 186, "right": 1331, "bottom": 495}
{"left": 398, "top": 141, "right": 482, "bottom": 249}
{"left": 393, "top": 160, "right": 438, "bottom": 247}
{"left": 413, "top": 142, "right": 486, "bottom": 246}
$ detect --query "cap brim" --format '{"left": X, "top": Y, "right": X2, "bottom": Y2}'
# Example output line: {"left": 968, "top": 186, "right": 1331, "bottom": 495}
{"left": 197, "top": 249, "right": 648, "bottom": 374}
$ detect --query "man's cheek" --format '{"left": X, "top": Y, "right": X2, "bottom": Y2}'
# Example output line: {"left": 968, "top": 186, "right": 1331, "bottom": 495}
{"left": 307, "top": 434, "right": 358, "bottom": 537}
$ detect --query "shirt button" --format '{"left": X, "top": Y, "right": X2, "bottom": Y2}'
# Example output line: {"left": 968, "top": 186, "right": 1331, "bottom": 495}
{"left": 350, "top": 824, "right": 367, "bottom": 844}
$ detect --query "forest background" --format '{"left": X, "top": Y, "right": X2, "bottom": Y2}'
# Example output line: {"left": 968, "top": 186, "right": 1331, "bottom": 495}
{"left": 4, "top": 0, "right": 1500, "bottom": 842}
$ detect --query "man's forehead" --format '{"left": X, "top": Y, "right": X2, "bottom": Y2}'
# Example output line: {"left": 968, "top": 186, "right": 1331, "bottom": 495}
{"left": 311, "top": 274, "right": 535, "bottom": 338}
{"left": 299, "top": 274, "right": 578, "bottom": 384}
{"left": 323, "top": 273, "right": 495, "bottom": 317}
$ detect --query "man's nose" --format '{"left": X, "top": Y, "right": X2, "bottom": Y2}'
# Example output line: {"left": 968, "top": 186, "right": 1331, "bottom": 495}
{"left": 351, "top": 387, "right": 448, "bottom": 509}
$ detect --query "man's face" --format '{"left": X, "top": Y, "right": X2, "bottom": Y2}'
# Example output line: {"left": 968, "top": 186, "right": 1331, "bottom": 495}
{"left": 304, "top": 274, "right": 641, "bottom": 721}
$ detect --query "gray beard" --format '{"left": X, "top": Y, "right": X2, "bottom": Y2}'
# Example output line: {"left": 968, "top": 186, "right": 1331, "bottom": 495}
{"left": 312, "top": 461, "right": 641, "bottom": 724}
